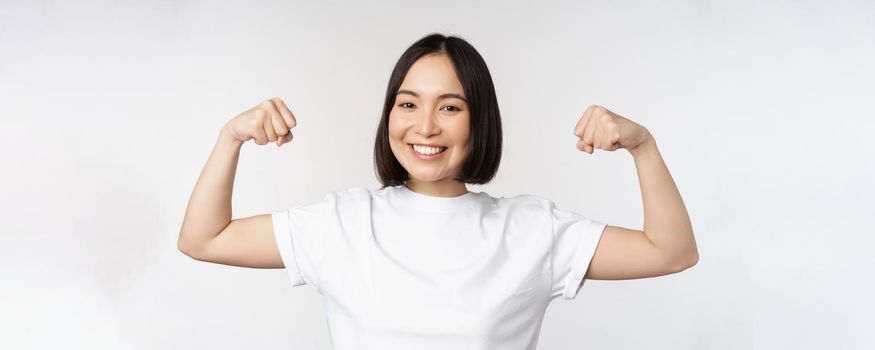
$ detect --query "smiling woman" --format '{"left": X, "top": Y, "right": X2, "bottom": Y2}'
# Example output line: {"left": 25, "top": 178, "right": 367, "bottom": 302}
{"left": 179, "top": 32, "right": 697, "bottom": 350}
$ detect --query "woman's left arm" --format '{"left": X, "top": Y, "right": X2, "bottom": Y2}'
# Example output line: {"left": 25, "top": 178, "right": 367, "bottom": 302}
{"left": 574, "top": 105, "right": 698, "bottom": 280}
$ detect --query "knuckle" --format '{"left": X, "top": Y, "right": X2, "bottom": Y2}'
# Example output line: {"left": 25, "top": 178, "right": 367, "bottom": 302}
{"left": 259, "top": 100, "right": 274, "bottom": 109}
{"left": 604, "top": 120, "right": 616, "bottom": 129}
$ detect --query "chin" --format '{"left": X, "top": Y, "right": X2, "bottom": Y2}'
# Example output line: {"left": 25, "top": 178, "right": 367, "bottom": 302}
{"left": 407, "top": 172, "right": 446, "bottom": 183}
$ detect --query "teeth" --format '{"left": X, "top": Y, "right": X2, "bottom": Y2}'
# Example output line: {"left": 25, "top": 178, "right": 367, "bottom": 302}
{"left": 413, "top": 144, "right": 447, "bottom": 156}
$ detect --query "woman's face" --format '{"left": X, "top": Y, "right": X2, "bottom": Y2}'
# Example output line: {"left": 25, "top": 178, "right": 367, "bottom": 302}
{"left": 388, "top": 53, "right": 470, "bottom": 185}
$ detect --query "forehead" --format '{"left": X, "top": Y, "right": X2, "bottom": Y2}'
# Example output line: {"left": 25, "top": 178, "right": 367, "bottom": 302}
{"left": 399, "top": 54, "right": 465, "bottom": 96}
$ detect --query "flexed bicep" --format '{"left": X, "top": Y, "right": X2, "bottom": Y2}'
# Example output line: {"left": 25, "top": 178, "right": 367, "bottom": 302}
{"left": 584, "top": 225, "right": 692, "bottom": 280}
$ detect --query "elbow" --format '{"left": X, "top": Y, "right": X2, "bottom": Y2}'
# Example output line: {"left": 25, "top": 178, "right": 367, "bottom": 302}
{"left": 675, "top": 250, "right": 699, "bottom": 272}
{"left": 686, "top": 236, "right": 700, "bottom": 268}
{"left": 177, "top": 239, "right": 193, "bottom": 257}
{"left": 678, "top": 232, "right": 699, "bottom": 270}
{"left": 177, "top": 231, "right": 189, "bottom": 254}
{"left": 686, "top": 251, "right": 699, "bottom": 268}
{"left": 177, "top": 235, "right": 201, "bottom": 259}
{"left": 666, "top": 244, "right": 698, "bottom": 273}
{"left": 177, "top": 238, "right": 189, "bottom": 255}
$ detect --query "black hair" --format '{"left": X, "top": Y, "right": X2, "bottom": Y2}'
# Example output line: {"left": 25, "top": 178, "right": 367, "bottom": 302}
{"left": 373, "top": 33, "right": 502, "bottom": 188}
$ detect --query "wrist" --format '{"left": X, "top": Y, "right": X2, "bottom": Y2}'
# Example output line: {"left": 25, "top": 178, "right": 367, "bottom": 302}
{"left": 219, "top": 124, "right": 244, "bottom": 148}
{"left": 628, "top": 131, "right": 657, "bottom": 158}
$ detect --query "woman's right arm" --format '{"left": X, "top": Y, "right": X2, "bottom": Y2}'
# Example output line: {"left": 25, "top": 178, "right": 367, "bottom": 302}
{"left": 177, "top": 98, "right": 297, "bottom": 268}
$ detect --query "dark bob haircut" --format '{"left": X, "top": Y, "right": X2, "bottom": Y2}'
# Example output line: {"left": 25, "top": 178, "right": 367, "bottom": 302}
{"left": 373, "top": 33, "right": 502, "bottom": 188}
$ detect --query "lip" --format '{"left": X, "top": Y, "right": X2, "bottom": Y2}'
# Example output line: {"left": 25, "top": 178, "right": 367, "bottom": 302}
{"left": 409, "top": 144, "right": 447, "bottom": 161}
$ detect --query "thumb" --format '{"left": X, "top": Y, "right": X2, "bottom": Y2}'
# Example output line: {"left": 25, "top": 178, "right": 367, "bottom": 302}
{"left": 577, "top": 139, "right": 591, "bottom": 154}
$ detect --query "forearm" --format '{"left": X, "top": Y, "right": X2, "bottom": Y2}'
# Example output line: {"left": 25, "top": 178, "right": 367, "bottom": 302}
{"left": 178, "top": 124, "right": 244, "bottom": 250}
{"left": 629, "top": 132, "right": 698, "bottom": 265}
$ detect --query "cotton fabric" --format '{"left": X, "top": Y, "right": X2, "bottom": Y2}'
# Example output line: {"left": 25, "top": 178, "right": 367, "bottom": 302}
{"left": 271, "top": 185, "right": 606, "bottom": 350}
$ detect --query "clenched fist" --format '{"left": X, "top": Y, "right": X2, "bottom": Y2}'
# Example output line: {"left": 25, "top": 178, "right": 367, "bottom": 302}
{"left": 574, "top": 105, "right": 651, "bottom": 154}
{"left": 223, "top": 97, "right": 298, "bottom": 147}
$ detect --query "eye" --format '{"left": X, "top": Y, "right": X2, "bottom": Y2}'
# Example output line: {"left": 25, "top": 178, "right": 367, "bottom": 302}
{"left": 441, "top": 105, "right": 461, "bottom": 112}
{"left": 398, "top": 102, "right": 415, "bottom": 109}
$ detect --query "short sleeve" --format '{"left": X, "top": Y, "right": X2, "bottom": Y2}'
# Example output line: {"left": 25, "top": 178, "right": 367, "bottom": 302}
{"left": 271, "top": 194, "right": 338, "bottom": 292}
{"left": 549, "top": 203, "right": 607, "bottom": 301}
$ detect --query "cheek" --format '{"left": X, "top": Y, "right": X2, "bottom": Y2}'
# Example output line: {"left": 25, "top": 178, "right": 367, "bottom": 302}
{"left": 451, "top": 114, "right": 471, "bottom": 147}
{"left": 387, "top": 112, "right": 404, "bottom": 140}
{"left": 387, "top": 113, "right": 405, "bottom": 157}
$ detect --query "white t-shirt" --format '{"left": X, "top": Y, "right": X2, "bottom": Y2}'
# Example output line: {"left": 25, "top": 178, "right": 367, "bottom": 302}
{"left": 271, "top": 184, "right": 607, "bottom": 350}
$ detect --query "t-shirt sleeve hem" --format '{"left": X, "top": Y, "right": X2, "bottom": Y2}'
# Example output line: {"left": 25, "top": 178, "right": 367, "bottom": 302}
{"left": 562, "top": 221, "right": 608, "bottom": 300}
{"left": 271, "top": 209, "right": 307, "bottom": 287}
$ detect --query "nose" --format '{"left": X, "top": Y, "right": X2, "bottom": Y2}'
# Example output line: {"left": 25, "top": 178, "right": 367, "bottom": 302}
{"left": 414, "top": 109, "right": 440, "bottom": 137}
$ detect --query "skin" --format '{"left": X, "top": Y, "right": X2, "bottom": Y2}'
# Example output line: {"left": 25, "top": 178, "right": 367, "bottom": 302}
{"left": 388, "top": 53, "right": 471, "bottom": 198}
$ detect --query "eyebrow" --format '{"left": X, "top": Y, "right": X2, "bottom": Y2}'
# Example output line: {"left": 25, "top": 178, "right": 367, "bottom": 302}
{"left": 397, "top": 89, "right": 467, "bottom": 103}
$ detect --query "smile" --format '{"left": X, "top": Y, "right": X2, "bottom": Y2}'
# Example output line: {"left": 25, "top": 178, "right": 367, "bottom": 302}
{"left": 409, "top": 144, "right": 448, "bottom": 160}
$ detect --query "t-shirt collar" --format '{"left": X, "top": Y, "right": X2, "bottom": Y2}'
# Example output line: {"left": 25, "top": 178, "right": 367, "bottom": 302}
{"left": 392, "top": 184, "right": 482, "bottom": 212}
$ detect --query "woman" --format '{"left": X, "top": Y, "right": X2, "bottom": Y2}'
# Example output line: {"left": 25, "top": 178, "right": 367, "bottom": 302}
{"left": 178, "top": 33, "right": 698, "bottom": 349}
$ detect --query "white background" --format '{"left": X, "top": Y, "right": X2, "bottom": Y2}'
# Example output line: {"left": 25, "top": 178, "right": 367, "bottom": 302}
{"left": 1, "top": 0, "right": 873, "bottom": 349}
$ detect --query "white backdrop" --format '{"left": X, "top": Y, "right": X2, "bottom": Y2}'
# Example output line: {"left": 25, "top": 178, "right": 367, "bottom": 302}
{"left": 2, "top": 0, "right": 873, "bottom": 349}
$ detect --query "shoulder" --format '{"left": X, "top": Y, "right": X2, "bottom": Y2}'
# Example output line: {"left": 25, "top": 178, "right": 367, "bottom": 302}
{"left": 288, "top": 187, "right": 373, "bottom": 212}
{"left": 486, "top": 192, "right": 557, "bottom": 216}
{"left": 327, "top": 186, "right": 373, "bottom": 201}
{"left": 315, "top": 187, "right": 375, "bottom": 211}
{"left": 491, "top": 192, "right": 554, "bottom": 207}
{"left": 299, "top": 186, "right": 371, "bottom": 202}
{"left": 286, "top": 187, "right": 375, "bottom": 225}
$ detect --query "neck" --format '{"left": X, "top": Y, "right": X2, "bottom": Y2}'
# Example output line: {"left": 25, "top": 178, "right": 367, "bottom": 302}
{"left": 406, "top": 178, "right": 468, "bottom": 197}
